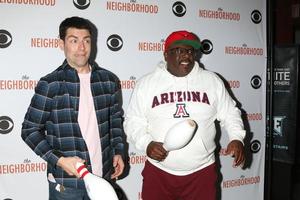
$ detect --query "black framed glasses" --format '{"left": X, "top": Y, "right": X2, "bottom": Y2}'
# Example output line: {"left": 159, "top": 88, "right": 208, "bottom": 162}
{"left": 168, "top": 47, "right": 195, "bottom": 56}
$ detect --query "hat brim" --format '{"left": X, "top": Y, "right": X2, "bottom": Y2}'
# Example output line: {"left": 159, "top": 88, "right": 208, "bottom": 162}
{"left": 172, "top": 40, "right": 201, "bottom": 50}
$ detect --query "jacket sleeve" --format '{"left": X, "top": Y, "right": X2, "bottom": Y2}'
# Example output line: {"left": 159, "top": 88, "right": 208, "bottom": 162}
{"left": 21, "top": 79, "right": 62, "bottom": 167}
{"left": 124, "top": 80, "right": 153, "bottom": 153}
{"left": 110, "top": 78, "right": 125, "bottom": 157}
{"left": 215, "top": 77, "right": 246, "bottom": 143}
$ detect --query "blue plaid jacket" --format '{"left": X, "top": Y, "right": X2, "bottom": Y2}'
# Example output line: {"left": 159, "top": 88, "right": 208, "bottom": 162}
{"left": 21, "top": 60, "right": 125, "bottom": 189}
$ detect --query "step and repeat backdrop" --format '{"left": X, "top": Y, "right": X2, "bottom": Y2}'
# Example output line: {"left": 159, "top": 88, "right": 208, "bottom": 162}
{"left": 0, "top": 1, "right": 266, "bottom": 199}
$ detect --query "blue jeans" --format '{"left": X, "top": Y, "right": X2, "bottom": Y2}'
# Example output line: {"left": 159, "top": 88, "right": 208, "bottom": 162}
{"left": 48, "top": 181, "right": 90, "bottom": 200}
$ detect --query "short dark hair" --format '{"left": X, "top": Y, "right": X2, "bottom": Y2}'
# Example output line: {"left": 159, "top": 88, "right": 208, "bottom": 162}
{"left": 59, "top": 16, "right": 92, "bottom": 40}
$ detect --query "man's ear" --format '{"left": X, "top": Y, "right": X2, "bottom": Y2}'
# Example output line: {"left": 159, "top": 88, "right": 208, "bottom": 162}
{"left": 58, "top": 39, "right": 64, "bottom": 51}
{"left": 163, "top": 51, "right": 168, "bottom": 61}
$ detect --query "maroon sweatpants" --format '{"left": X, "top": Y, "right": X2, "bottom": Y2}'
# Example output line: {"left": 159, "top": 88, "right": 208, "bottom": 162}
{"left": 141, "top": 161, "right": 217, "bottom": 200}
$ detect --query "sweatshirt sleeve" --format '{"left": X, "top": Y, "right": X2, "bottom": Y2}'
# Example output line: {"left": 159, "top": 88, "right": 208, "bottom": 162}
{"left": 215, "top": 77, "right": 246, "bottom": 143}
{"left": 124, "top": 80, "right": 153, "bottom": 153}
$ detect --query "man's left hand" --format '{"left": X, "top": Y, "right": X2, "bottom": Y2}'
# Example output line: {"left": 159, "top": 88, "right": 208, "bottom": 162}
{"left": 111, "top": 155, "right": 124, "bottom": 180}
{"left": 222, "top": 140, "right": 245, "bottom": 168}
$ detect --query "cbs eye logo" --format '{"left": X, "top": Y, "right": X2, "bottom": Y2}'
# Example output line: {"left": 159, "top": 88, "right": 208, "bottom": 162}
{"left": 251, "top": 75, "right": 262, "bottom": 89}
{"left": 107, "top": 34, "right": 123, "bottom": 51}
{"left": 251, "top": 10, "right": 262, "bottom": 24}
{"left": 172, "top": 1, "right": 186, "bottom": 17}
{"left": 73, "top": 0, "right": 90, "bottom": 10}
{"left": 0, "top": 30, "right": 12, "bottom": 48}
{"left": 200, "top": 39, "right": 213, "bottom": 55}
{"left": 0, "top": 116, "right": 14, "bottom": 134}
{"left": 250, "top": 140, "right": 261, "bottom": 153}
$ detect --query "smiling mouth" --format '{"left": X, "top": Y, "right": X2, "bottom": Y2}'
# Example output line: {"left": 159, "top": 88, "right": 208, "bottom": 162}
{"left": 180, "top": 61, "right": 190, "bottom": 66}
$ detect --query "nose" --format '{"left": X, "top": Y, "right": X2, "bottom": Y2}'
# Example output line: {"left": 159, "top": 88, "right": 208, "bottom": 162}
{"left": 78, "top": 41, "right": 86, "bottom": 50}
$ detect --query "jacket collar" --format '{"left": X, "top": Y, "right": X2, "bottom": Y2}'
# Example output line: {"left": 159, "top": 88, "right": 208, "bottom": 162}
{"left": 60, "top": 59, "right": 100, "bottom": 72}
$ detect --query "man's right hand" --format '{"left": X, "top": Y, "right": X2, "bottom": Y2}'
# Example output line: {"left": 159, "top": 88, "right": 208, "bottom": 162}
{"left": 146, "top": 141, "right": 168, "bottom": 162}
{"left": 57, "top": 156, "right": 85, "bottom": 178}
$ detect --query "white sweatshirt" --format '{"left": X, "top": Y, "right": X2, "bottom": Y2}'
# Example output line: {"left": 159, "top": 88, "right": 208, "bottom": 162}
{"left": 124, "top": 61, "right": 245, "bottom": 175}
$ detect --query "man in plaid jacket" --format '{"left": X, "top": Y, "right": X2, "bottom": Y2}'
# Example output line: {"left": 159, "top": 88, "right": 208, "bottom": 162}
{"left": 21, "top": 16, "right": 125, "bottom": 199}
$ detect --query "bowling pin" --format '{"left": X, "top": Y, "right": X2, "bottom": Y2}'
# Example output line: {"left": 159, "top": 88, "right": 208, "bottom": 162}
{"left": 163, "top": 119, "right": 197, "bottom": 151}
{"left": 76, "top": 162, "right": 118, "bottom": 200}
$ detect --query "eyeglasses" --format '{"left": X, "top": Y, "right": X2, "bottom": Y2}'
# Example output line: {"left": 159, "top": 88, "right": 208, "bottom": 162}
{"left": 168, "top": 47, "right": 195, "bottom": 56}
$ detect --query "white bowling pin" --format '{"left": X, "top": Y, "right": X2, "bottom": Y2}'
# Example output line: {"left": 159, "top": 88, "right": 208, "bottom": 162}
{"left": 76, "top": 162, "right": 118, "bottom": 200}
{"left": 163, "top": 119, "right": 197, "bottom": 151}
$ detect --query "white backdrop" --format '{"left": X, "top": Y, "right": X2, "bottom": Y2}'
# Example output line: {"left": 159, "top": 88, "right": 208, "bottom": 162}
{"left": 0, "top": 1, "right": 266, "bottom": 199}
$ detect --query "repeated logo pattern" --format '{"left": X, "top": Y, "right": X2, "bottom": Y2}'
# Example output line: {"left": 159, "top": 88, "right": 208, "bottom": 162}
{"left": 251, "top": 10, "right": 262, "bottom": 24}
{"left": 0, "top": 116, "right": 14, "bottom": 134}
{"left": 172, "top": 1, "right": 186, "bottom": 17}
{"left": 251, "top": 75, "right": 262, "bottom": 89}
{"left": 73, "top": 0, "right": 90, "bottom": 9}
{"left": 0, "top": 1, "right": 266, "bottom": 200}
{"left": 107, "top": 34, "right": 123, "bottom": 51}
{"left": 0, "top": 30, "right": 12, "bottom": 48}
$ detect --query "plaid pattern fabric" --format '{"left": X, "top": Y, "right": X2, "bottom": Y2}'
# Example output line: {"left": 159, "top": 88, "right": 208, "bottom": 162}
{"left": 21, "top": 60, "right": 125, "bottom": 189}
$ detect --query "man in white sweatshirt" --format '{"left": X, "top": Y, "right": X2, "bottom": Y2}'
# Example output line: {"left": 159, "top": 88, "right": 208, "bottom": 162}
{"left": 124, "top": 30, "right": 245, "bottom": 200}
